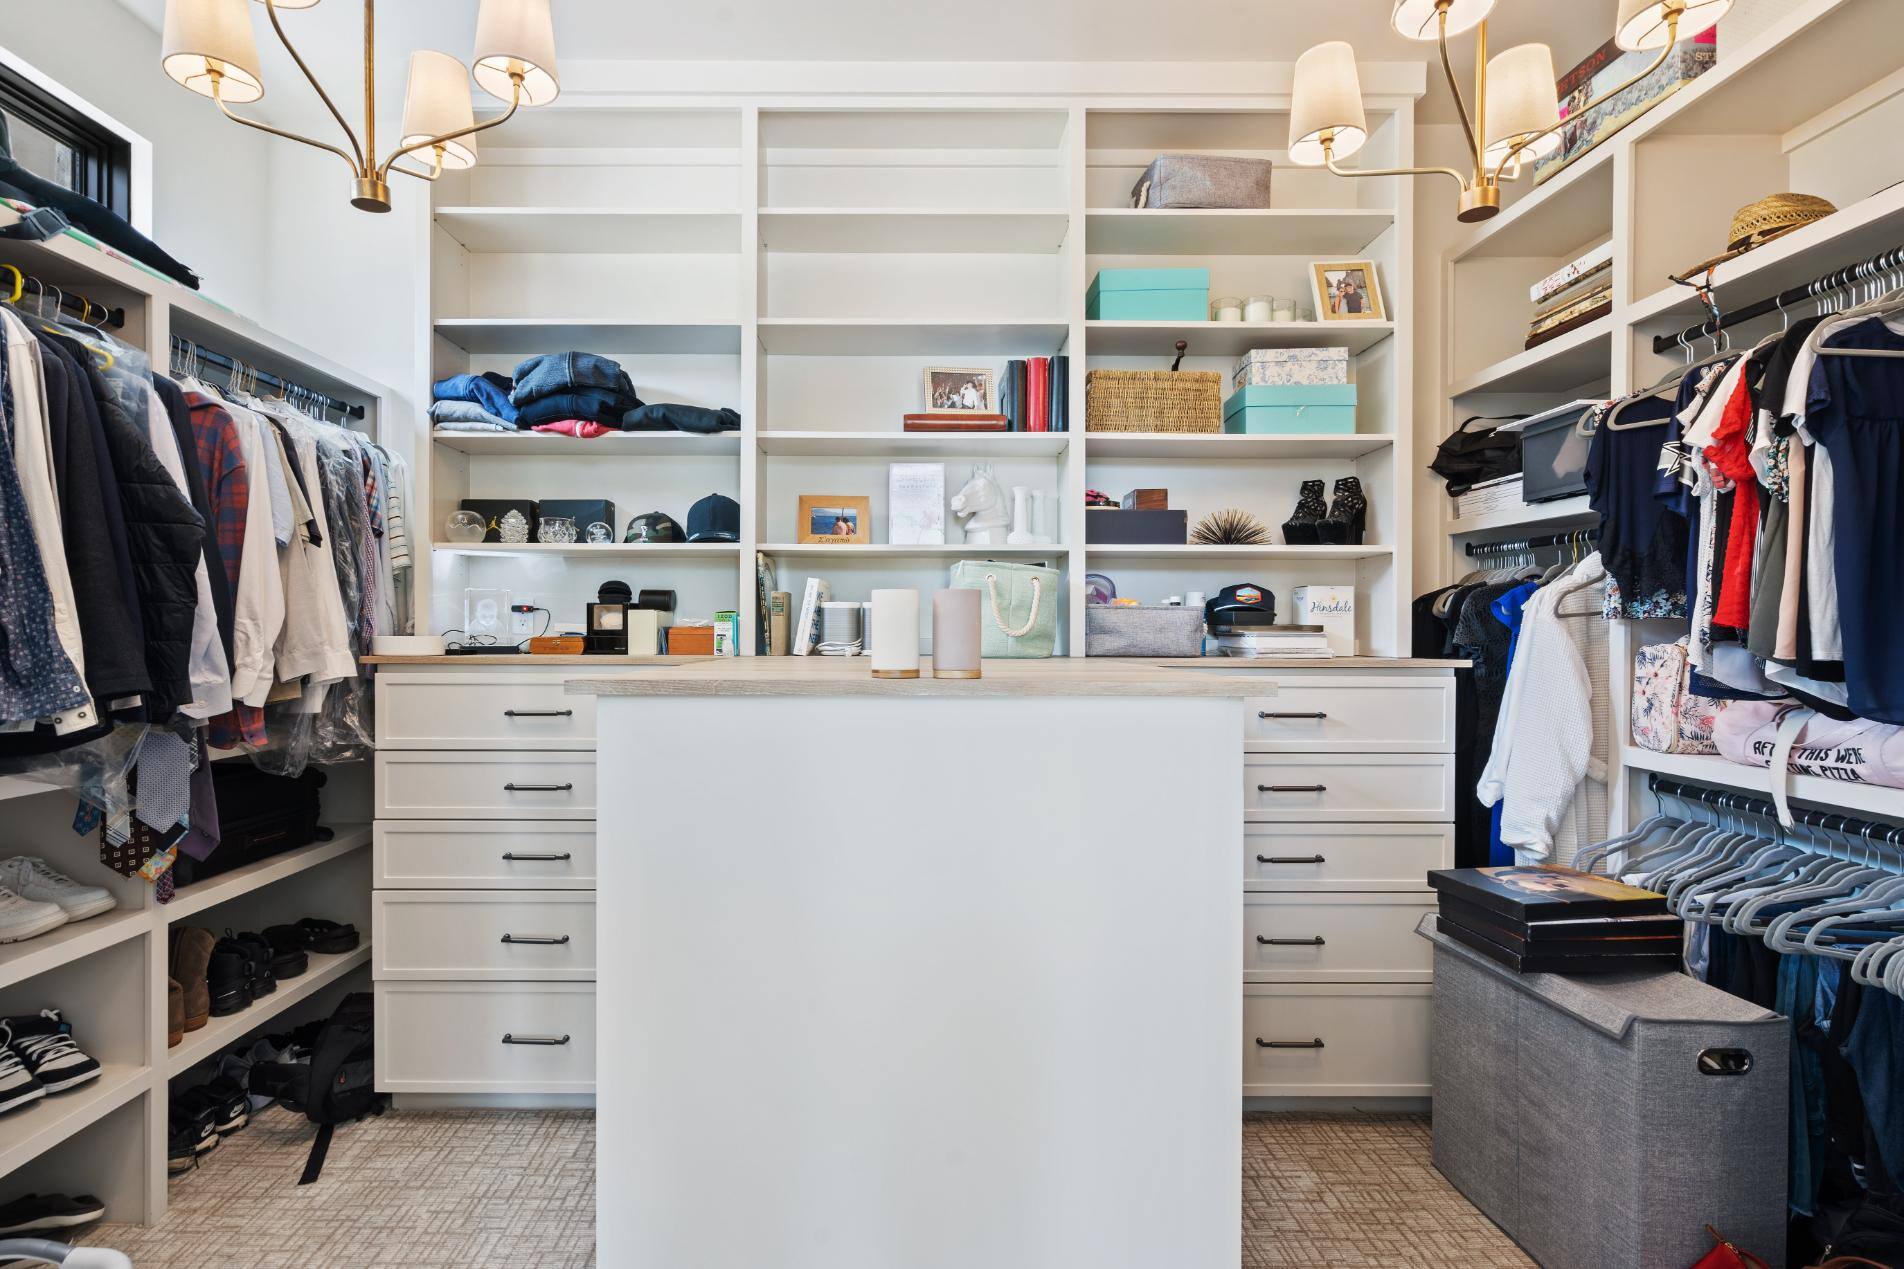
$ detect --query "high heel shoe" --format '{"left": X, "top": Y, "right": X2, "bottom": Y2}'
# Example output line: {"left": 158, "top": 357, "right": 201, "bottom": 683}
{"left": 1317, "top": 476, "right": 1367, "bottom": 545}
{"left": 1281, "top": 480, "right": 1327, "bottom": 545}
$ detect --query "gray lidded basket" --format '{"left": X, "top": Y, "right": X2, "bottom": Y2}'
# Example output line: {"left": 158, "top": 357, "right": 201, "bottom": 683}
{"left": 1130, "top": 154, "right": 1273, "bottom": 209}
{"left": 1085, "top": 606, "right": 1204, "bottom": 657}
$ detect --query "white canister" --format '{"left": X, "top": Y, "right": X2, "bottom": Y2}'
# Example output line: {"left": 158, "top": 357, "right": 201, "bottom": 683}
{"left": 870, "top": 589, "right": 921, "bottom": 679}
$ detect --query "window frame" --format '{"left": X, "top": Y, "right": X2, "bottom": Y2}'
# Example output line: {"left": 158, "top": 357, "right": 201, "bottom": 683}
{"left": 0, "top": 60, "right": 133, "bottom": 218}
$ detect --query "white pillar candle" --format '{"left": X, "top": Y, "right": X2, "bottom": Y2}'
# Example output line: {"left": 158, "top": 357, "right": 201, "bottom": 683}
{"left": 1244, "top": 294, "right": 1272, "bottom": 323}
{"left": 1212, "top": 296, "right": 1243, "bottom": 322}
{"left": 932, "top": 588, "right": 982, "bottom": 679}
{"left": 1272, "top": 301, "right": 1297, "bottom": 322}
{"left": 870, "top": 589, "right": 921, "bottom": 679}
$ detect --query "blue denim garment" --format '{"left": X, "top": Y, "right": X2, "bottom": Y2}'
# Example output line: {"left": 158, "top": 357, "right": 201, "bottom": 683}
{"left": 1777, "top": 954, "right": 1826, "bottom": 1216}
{"left": 432, "top": 372, "right": 517, "bottom": 421}
{"left": 511, "top": 352, "right": 638, "bottom": 407}
{"left": 430, "top": 399, "right": 516, "bottom": 429}
{"left": 1842, "top": 984, "right": 1904, "bottom": 1184}
{"left": 516, "top": 390, "right": 639, "bottom": 429}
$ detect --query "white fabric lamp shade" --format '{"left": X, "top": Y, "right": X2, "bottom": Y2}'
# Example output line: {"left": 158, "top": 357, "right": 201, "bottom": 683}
{"left": 401, "top": 51, "right": 480, "bottom": 169}
{"left": 1391, "top": 0, "right": 1497, "bottom": 40}
{"left": 162, "top": 0, "right": 265, "bottom": 103}
{"left": 473, "top": 0, "right": 560, "bottom": 106}
{"left": 1482, "top": 43, "right": 1562, "bottom": 166}
{"left": 1616, "top": 0, "right": 1733, "bottom": 50}
{"left": 1288, "top": 42, "right": 1368, "bottom": 167}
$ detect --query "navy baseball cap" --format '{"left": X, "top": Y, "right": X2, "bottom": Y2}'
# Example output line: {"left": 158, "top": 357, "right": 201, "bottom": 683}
{"left": 687, "top": 493, "right": 740, "bottom": 543}
{"left": 1205, "top": 583, "right": 1275, "bottom": 626}
{"left": 624, "top": 512, "right": 684, "bottom": 543}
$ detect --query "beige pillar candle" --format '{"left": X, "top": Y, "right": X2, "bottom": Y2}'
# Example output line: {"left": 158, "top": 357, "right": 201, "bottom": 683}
{"left": 932, "top": 587, "right": 982, "bottom": 679}
{"left": 870, "top": 589, "right": 921, "bottom": 679}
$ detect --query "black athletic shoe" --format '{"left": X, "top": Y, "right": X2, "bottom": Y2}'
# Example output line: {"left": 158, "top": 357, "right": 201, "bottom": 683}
{"left": 193, "top": 1074, "right": 250, "bottom": 1135}
{"left": 223, "top": 930, "right": 278, "bottom": 997}
{"left": 168, "top": 1091, "right": 219, "bottom": 1168}
{"left": 290, "top": 917, "right": 360, "bottom": 955}
{"left": 258, "top": 926, "right": 310, "bottom": 979}
{"left": 167, "top": 1117, "right": 204, "bottom": 1175}
{"left": 0, "top": 1191, "right": 107, "bottom": 1235}
{"left": 205, "top": 940, "right": 256, "bottom": 1017}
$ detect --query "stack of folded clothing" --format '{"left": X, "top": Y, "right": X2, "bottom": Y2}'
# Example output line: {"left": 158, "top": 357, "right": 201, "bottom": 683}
{"left": 1427, "top": 866, "right": 1684, "bottom": 974}
{"left": 1525, "top": 244, "right": 1613, "bottom": 350}
{"left": 512, "top": 351, "right": 644, "bottom": 431}
{"left": 431, "top": 371, "right": 519, "bottom": 432}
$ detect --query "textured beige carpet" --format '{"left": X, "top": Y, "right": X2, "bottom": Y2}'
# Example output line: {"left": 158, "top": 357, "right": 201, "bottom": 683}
{"left": 81, "top": 1108, "right": 1528, "bottom": 1267}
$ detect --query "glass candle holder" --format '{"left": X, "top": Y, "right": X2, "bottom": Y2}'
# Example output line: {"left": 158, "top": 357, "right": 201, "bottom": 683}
{"left": 1212, "top": 296, "right": 1243, "bottom": 322}
{"left": 1244, "top": 294, "right": 1273, "bottom": 323}
{"left": 1271, "top": 298, "right": 1298, "bottom": 322}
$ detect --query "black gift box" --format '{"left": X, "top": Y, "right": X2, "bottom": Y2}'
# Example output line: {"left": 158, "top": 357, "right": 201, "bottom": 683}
{"left": 1084, "top": 508, "right": 1188, "bottom": 545}
{"left": 539, "top": 499, "right": 617, "bottom": 539}
{"left": 460, "top": 498, "right": 540, "bottom": 543}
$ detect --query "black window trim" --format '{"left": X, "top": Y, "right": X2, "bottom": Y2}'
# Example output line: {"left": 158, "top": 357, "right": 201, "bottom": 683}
{"left": 0, "top": 62, "right": 131, "bottom": 217}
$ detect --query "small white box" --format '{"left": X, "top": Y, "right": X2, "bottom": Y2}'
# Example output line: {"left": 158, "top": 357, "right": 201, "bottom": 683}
{"left": 1291, "top": 585, "right": 1356, "bottom": 656}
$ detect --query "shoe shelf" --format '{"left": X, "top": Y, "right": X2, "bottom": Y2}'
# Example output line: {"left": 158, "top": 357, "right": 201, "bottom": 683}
{"left": 165, "top": 945, "right": 372, "bottom": 1078}
{"left": 0, "top": 909, "right": 150, "bottom": 993}
{"left": 0, "top": 1064, "right": 148, "bottom": 1181}
{"left": 161, "top": 825, "right": 372, "bottom": 925}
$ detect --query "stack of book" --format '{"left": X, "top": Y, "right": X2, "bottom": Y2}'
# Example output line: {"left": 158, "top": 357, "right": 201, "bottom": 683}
{"left": 1525, "top": 243, "right": 1613, "bottom": 350}
{"left": 1426, "top": 866, "right": 1684, "bottom": 974}
{"left": 999, "top": 356, "right": 1070, "bottom": 432}
{"left": 1214, "top": 625, "right": 1333, "bottom": 660}
{"left": 1449, "top": 474, "right": 1526, "bottom": 520}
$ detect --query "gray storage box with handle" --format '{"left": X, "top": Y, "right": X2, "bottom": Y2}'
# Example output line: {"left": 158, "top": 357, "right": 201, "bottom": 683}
{"left": 1130, "top": 154, "right": 1273, "bottom": 208}
{"left": 1419, "top": 917, "right": 1787, "bottom": 1269}
{"left": 1084, "top": 605, "right": 1204, "bottom": 657}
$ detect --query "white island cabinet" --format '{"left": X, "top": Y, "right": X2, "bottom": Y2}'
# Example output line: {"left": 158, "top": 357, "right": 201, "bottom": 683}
{"left": 573, "top": 658, "right": 1257, "bottom": 1269}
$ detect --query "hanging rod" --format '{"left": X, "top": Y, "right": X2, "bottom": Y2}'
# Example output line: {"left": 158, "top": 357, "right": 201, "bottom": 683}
{"left": 1463, "top": 528, "right": 1598, "bottom": 557}
{"left": 172, "top": 337, "right": 366, "bottom": 421}
{"left": 1648, "top": 774, "right": 1904, "bottom": 847}
{"left": 1651, "top": 243, "right": 1904, "bottom": 355}
{"left": 0, "top": 263, "right": 126, "bottom": 329}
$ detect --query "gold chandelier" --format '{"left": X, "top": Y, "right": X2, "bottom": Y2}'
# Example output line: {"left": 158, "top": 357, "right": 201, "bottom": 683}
{"left": 160, "top": 0, "right": 560, "bottom": 213}
{"left": 1289, "top": 0, "right": 1733, "bottom": 222}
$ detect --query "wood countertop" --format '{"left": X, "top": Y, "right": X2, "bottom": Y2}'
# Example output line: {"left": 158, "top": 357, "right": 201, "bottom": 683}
{"left": 566, "top": 657, "right": 1296, "bottom": 698}
{"left": 360, "top": 654, "right": 712, "bottom": 666}
{"left": 365, "top": 654, "right": 1464, "bottom": 670}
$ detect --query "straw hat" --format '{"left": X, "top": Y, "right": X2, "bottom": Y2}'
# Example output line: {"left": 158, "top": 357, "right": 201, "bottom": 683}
{"left": 1674, "top": 193, "right": 1837, "bottom": 281}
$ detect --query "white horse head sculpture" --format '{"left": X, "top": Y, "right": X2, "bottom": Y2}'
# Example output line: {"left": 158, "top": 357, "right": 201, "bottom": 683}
{"left": 951, "top": 463, "right": 1011, "bottom": 545}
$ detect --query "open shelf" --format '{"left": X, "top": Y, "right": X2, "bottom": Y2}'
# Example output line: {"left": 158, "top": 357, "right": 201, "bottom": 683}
{"left": 0, "top": 908, "right": 148, "bottom": 992}
{"left": 756, "top": 430, "right": 1069, "bottom": 458}
{"left": 433, "top": 319, "right": 743, "bottom": 355}
{"left": 1084, "top": 433, "right": 1394, "bottom": 461}
{"left": 1084, "top": 208, "right": 1394, "bottom": 257}
{"left": 1447, "top": 494, "right": 1596, "bottom": 536}
{"left": 758, "top": 209, "right": 1070, "bottom": 253}
{"left": 756, "top": 543, "right": 1063, "bottom": 559}
{"left": 433, "top": 207, "right": 741, "bottom": 254}
{"left": 1449, "top": 317, "right": 1613, "bottom": 397}
{"left": 1452, "top": 151, "right": 1616, "bottom": 262}
{"left": 432, "top": 431, "right": 744, "bottom": 457}
{"left": 1085, "top": 320, "right": 1394, "bottom": 358}
{"left": 756, "top": 319, "right": 1069, "bottom": 356}
{"left": 1623, "top": 747, "right": 1904, "bottom": 822}
{"left": 1083, "top": 544, "right": 1393, "bottom": 562}
{"left": 163, "top": 826, "right": 372, "bottom": 924}
{"left": 0, "top": 1064, "right": 147, "bottom": 1180}
{"left": 166, "top": 946, "right": 372, "bottom": 1078}
{"left": 433, "top": 542, "right": 742, "bottom": 559}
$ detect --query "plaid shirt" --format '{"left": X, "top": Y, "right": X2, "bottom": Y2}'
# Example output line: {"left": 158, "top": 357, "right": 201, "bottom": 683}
{"left": 184, "top": 391, "right": 266, "bottom": 748}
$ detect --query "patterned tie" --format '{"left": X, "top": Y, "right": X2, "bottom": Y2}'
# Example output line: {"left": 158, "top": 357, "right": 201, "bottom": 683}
{"left": 135, "top": 728, "right": 194, "bottom": 833}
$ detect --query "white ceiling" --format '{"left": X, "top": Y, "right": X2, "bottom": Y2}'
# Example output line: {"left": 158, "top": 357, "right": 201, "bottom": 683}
{"left": 113, "top": 0, "right": 1620, "bottom": 124}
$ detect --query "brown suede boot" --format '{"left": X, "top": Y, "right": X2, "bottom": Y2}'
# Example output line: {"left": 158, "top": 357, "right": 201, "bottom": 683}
{"left": 168, "top": 927, "right": 215, "bottom": 1031}
{"left": 168, "top": 978, "right": 185, "bottom": 1048}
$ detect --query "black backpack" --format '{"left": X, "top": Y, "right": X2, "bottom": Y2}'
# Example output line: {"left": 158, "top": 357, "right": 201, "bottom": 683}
{"left": 1429, "top": 414, "right": 1527, "bottom": 491}
{"left": 279, "top": 992, "right": 384, "bottom": 1184}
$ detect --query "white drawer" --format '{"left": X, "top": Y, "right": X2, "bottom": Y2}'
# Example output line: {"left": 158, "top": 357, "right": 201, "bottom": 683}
{"left": 1244, "top": 823, "right": 1453, "bottom": 891}
{"left": 1242, "top": 983, "right": 1432, "bottom": 1097}
{"left": 374, "top": 821, "right": 596, "bottom": 889}
{"left": 1243, "top": 676, "right": 1455, "bottom": 753}
{"left": 1243, "top": 893, "right": 1435, "bottom": 983}
{"left": 376, "top": 982, "right": 595, "bottom": 1094}
{"left": 373, "top": 891, "right": 596, "bottom": 980}
{"left": 374, "top": 673, "right": 598, "bottom": 749}
{"left": 1243, "top": 753, "right": 1454, "bottom": 822}
{"left": 373, "top": 752, "right": 596, "bottom": 819}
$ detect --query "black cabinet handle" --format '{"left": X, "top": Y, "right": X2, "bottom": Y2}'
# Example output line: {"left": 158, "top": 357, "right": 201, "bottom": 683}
{"left": 1258, "top": 711, "right": 1328, "bottom": 720}
{"left": 502, "top": 1033, "right": 571, "bottom": 1046}
{"left": 500, "top": 934, "right": 571, "bottom": 945}
{"left": 1258, "top": 784, "right": 1327, "bottom": 793}
{"left": 504, "top": 782, "right": 573, "bottom": 792}
{"left": 504, "top": 708, "right": 573, "bottom": 718}
{"left": 1256, "top": 854, "right": 1327, "bottom": 865}
{"left": 1255, "top": 1037, "right": 1325, "bottom": 1049}
{"left": 501, "top": 852, "right": 573, "bottom": 862}
{"left": 1257, "top": 935, "right": 1326, "bottom": 947}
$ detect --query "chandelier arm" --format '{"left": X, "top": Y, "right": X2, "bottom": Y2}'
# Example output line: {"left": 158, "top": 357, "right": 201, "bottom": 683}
{"left": 389, "top": 150, "right": 446, "bottom": 182}
{"left": 1488, "top": 27, "right": 1677, "bottom": 185}
{"left": 376, "top": 78, "right": 523, "bottom": 179}
{"left": 1436, "top": 7, "right": 1483, "bottom": 178}
{"left": 1325, "top": 148, "right": 1467, "bottom": 192}
{"left": 212, "top": 75, "right": 360, "bottom": 173}
{"left": 262, "top": 0, "right": 366, "bottom": 173}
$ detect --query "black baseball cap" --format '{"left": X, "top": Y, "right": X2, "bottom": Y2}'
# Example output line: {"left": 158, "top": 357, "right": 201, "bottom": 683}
{"left": 687, "top": 493, "right": 740, "bottom": 543}
{"left": 624, "top": 512, "right": 684, "bottom": 543}
{"left": 1205, "top": 583, "right": 1276, "bottom": 626}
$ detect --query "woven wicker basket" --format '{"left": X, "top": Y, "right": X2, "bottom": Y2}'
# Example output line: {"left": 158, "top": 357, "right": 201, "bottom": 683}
{"left": 1085, "top": 369, "right": 1223, "bottom": 434}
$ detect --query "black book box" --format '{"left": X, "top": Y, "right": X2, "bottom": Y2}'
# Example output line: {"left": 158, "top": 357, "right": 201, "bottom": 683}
{"left": 459, "top": 498, "right": 541, "bottom": 543}
{"left": 1084, "top": 508, "right": 1188, "bottom": 545}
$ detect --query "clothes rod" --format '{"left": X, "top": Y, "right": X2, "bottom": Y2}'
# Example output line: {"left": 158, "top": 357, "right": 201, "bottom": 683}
{"left": 1647, "top": 774, "right": 1904, "bottom": 846}
{"left": 1463, "top": 528, "right": 1598, "bottom": 556}
{"left": 1651, "top": 243, "right": 1904, "bottom": 355}
{"left": 180, "top": 342, "right": 367, "bottom": 421}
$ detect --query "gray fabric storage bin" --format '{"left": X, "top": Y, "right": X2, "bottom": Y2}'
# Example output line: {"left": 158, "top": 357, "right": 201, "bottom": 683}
{"left": 1085, "top": 606, "right": 1203, "bottom": 657}
{"left": 1130, "top": 155, "right": 1272, "bottom": 208}
{"left": 1419, "top": 917, "right": 1787, "bottom": 1269}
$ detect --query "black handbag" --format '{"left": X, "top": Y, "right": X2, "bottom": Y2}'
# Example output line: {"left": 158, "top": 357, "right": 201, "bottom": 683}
{"left": 1430, "top": 414, "right": 1526, "bottom": 490}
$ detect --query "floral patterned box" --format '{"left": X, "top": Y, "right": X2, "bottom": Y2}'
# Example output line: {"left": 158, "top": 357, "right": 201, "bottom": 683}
{"left": 1231, "top": 346, "right": 1350, "bottom": 391}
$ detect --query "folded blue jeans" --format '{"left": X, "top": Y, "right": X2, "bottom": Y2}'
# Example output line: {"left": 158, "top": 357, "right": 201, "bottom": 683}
{"left": 517, "top": 389, "right": 641, "bottom": 429}
{"left": 432, "top": 371, "right": 517, "bottom": 420}
{"left": 512, "top": 351, "right": 639, "bottom": 406}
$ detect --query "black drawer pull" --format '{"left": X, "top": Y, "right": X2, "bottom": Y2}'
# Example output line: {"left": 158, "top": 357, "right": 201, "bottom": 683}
{"left": 1258, "top": 711, "right": 1328, "bottom": 720}
{"left": 1255, "top": 1037, "right": 1325, "bottom": 1049}
{"left": 1257, "top": 935, "right": 1326, "bottom": 947}
{"left": 500, "top": 934, "right": 571, "bottom": 945}
{"left": 1257, "top": 854, "right": 1327, "bottom": 865}
{"left": 501, "top": 852, "right": 573, "bottom": 862}
{"left": 504, "top": 708, "right": 573, "bottom": 718}
{"left": 503, "top": 782, "right": 573, "bottom": 793}
{"left": 502, "top": 1033, "right": 571, "bottom": 1046}
{"left": 1258, "top": 783, "right": 1327, "bottom": 793}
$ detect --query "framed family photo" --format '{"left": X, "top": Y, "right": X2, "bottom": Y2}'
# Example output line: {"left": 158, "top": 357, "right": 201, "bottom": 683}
{"left": 798, "top": 495, "right": 873, "bottom": 545}
{"left": 1310, "top": 260, "right": 1386, "bottom": 321}
{"left": 922, "top": 366, "right": 994, "bottom": 414}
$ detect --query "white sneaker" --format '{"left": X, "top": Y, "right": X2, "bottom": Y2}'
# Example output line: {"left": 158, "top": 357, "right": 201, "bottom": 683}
{"left": 0, "top": 858, "right": 115, "bottom": 922}
{"left": 0, "top": 886, "right": 67, "bottom": 944}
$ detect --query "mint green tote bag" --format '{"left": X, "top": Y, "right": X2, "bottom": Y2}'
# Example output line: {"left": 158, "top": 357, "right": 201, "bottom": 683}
{"left": 949, "top": 559, "right": 1060, "bottom": 658}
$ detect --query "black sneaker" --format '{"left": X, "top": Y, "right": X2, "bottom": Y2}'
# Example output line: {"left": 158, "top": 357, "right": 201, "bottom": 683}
{"left": 293, "top": 917, "right": 360, "bottom": 955}
{"left": 191, "top": 1074, "right": 250, "bottom": 1135}
{"left": 0, "top": 1042, "right": 44, "bottom": 1115}
{"left": 168, "top": 1091, "right": 219, "bottom": 1165}
{"left": 223, "top": 929, "right": 278, "bottom": 997}
{"left": 0, "top": 1191, "right": 107, "bottom": 1235}
{"left": 205, "top": 940, "right": 255, "bottom": 1016}
{"left": 1, "top": 1010, "right": 101, "bottom": 1094}
{"left": 257, "top": 926, "right": 309, "bottom": 980}
{"left": 167, "top": 1117, "right": 203, "bottom": 1175}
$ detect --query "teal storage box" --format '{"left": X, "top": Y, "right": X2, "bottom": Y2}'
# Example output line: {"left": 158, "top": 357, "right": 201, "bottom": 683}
{"left": 1086, "top": 267, "right": 1210, "bottom": 321}
{"left": 1223, "top": 384, "right": 1357, "bottom": 434}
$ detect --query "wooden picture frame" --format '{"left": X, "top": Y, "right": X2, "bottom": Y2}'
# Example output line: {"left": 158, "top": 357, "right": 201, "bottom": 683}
{"left": 798, "top": 495, "right": 873, "bottom": 545}
{"left": 921, "top": 366, "right": 995, "bottom": 413}
{"left": 1310, "top": 260, "right": 1386, "bottom": 321}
